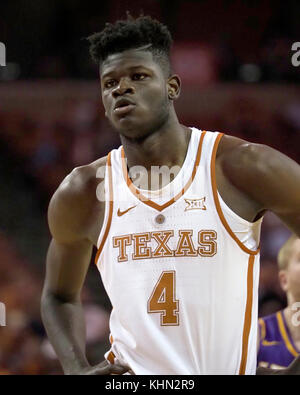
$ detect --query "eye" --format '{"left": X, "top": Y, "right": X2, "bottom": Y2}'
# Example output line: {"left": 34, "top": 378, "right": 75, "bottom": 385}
{"left": 104, "top": 79, "right": 117, "bottom": 89}
{"left": 132, "top": 73, "right": 147, "bottom": 81}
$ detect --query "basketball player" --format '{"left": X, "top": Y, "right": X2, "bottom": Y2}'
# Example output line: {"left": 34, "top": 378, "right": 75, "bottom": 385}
{"left": 257, "top": 235, "right": 300, "bottom": 370}
{"left": 41, "top": 15, "right": 300, "bottom": 375}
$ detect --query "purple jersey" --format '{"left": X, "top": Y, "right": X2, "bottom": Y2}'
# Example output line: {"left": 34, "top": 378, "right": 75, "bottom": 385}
{"left": 257, "top": 310, "right": 299, "bottom": 369}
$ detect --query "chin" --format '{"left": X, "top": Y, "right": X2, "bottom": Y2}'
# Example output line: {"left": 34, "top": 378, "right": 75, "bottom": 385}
{"left": 112, "top": 119, "right": 152, "bottom": 140}
{"left": 111, "top": 110, "right": 169, "bottom": 140}
{"left": 119, "top": 127, "right": 151, "bottom": 141}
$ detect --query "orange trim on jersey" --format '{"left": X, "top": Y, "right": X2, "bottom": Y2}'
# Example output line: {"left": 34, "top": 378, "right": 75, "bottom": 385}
{"left": 210, "top": 133, "right": 260, "bottom": 256}
{"left": 239, "top": 254, "right": 255, "bottom": 375}
{"left": 120, "top": 131, "right": 206, "bottom": 212}
{"left": 95, "top": 152, "right": 113, "bottom": 266}
{"left": 107, "top": 350, "right": 115, "bottom": 364}
{"left": 106, "top": 333, "right": 115, "bottom": 364}
{"left": 277, "top": 311, "right": 299, "bottom": 358}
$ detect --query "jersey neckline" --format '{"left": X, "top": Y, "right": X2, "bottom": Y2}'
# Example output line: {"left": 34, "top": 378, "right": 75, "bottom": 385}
{"left": 120, "top": 128, "right": 206, "bottom": 212}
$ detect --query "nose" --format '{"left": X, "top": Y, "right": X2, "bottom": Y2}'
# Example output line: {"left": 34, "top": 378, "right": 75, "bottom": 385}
{"left": 112, "top": 78, "right": 135, "bottom": 98}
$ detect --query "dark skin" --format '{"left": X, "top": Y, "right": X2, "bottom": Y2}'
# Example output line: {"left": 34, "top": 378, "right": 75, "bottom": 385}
{"left": 41, "top": 48, "right": 300, "bottom": 375}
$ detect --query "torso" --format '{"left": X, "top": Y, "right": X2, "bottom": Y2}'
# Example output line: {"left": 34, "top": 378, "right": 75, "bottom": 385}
{"left": 92, "top": 128, "right": 261, "bottom": 374}
{"left": 84, "top": 129, "right": 264, "bottom": 248}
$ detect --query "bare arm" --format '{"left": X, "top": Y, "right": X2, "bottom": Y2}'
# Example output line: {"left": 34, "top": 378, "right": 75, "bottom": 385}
{"left": 41, "top": 164, "right": 128, "bottom": 375}
{"left": 220, "top": 138, "right": 300, "bottom": 236}
{"left": 220, "top": 138, "right": 300, "bottom": 375}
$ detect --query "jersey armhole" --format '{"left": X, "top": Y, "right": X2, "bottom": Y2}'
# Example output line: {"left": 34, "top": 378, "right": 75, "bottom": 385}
{"left": 95, "top": 151, "right": 114, "bottom": 267}
{"left": 210, "top": 133, "right": 260, "bottom": 256}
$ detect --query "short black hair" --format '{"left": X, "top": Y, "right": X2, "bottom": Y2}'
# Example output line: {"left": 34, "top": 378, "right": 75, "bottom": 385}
{"left": 87, "top": 14, "right": 173, "bottom": 76}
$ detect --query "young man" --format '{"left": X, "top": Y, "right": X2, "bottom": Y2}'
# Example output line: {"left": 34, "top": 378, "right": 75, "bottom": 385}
{"left": 41, "top": 15, "right": 300, "bottom": 375}
{"left": 257, "top": 235, "right": 300, "bottom": 370}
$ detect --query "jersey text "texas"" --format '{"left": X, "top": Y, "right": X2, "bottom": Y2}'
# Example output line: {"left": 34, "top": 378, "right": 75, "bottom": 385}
{"left": 112, "top": 230, "right": 217, "bottom": 262}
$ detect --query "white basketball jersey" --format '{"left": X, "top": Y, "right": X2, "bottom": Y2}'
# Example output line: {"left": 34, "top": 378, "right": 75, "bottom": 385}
{"left": 95, "top": 128, "right": 261, "bottom": 375}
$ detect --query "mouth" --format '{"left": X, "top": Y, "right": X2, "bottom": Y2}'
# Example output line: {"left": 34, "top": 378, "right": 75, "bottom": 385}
{"left": 114, "top": 98, "right": 136, "bottom": 116}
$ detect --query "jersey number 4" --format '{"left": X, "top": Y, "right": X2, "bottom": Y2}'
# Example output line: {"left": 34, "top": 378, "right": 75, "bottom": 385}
{"left": 147, "top": 271, "right": 179, "bottom": 326}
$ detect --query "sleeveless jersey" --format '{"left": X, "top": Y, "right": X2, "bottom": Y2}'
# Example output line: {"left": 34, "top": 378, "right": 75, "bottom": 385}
{"left": 257, "top": 310, "right": 299, "bottom": 369}
{"left": 95, "top": 128, "right": 261, "bottom": 375}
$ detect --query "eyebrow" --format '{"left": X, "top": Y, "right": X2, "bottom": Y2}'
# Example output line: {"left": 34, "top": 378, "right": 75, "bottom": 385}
{"left": 101, "top": 65, "right": 152, "bottom": 80}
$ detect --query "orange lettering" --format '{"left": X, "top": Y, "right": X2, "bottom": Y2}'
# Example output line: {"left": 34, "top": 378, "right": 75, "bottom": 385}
{"left": 112, "top": 235, "right": 132, "bottom": 262}
{"left": 132, "top": 232, "right": 152, "bottom": 259}
{"left": 198, "top": 230, "right": 217, "bottom": 257}
{"left": 175, "top": 230, "right": 197, "bottom": 257}
{"left": 148, "top": 271, "right": 179, "bottom": 326}
{"left": 151, "top": 231, "right": 174, "bottom": 258}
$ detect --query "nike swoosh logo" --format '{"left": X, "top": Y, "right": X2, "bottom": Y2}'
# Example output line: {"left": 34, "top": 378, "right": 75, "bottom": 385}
{"left": 117, "top": 205, "right": 137, "bottom": 217}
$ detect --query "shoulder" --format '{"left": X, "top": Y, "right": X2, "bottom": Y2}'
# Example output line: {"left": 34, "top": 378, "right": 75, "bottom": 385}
{"left": 217, "top": 134, "right": 274, "bottom": 169}
{"left": 56, "top": 155, "right": 108, "bottom": 200}
{"left": 48, "top": 156, "right": 108, "bottom": 243}
{"left": 216, "top": 134, "right": 268, "bottom": 196}
{"left": 216, "top": 134, "right": 297, "bottom": 199}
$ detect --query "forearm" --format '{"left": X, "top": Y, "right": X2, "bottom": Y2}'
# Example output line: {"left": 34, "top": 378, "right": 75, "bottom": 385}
{"left": 41, "top": 292, "right": 90, "bottom": 374}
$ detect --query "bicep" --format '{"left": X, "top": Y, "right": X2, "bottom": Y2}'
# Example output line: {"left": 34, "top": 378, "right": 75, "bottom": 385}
{"left": 255, "top": 148, "right": 300, "bottom": 236}
{"left": 43, "top": 172, "right": 96, "bottom": 301}
{"left": 43, "top": 237, "right": 93, "bottom": 302}
{"left": 225, "top": 143, "right": 300, "bottom": 237}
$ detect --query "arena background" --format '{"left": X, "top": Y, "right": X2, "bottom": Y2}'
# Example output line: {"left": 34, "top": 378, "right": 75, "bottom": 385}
{"left": 0, "top": 0, "right": 299, "bottom": 374}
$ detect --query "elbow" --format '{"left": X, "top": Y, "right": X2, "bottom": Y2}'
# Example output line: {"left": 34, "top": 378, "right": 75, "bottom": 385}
{"left": 40, "top": 289, "right": 56, "bottom": 319}
{"left": 41, "top": 287, "right": 80, "bottom": 311}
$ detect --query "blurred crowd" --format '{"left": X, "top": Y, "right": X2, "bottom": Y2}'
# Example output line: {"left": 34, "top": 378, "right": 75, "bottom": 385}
{"left": 0, "top": 231, "right": 111, "bottom": 374}
{"left": 1, "top": 0, "right": 299, "bottom": 83}
{"left": 0, "top": 100, "right": 120, "bottom": 201}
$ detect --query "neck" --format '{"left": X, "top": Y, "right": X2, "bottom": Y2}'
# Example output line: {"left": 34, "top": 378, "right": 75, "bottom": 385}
{"left": 120, "top": 110, "right": 191, "bottom": 171}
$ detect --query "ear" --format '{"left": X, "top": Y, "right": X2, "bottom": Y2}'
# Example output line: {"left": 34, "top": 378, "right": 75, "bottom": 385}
{"left": 278, "top": 270, "right": 288, "bottom": 292}
{"left": 167, "top": 74, "right": 181, "bottom": 101}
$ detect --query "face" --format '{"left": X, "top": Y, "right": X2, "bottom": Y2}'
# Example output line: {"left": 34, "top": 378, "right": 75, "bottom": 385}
{"left": 279, "top": 239, "right": 300, "bottom": 301}
{"left": 100, "top": 49, "right": 179, "bottom": 139}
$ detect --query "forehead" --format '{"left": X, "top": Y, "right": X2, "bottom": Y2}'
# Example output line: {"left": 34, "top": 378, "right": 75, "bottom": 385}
{"left": 100, "top": 49, "right": 161, "bottom": 78}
